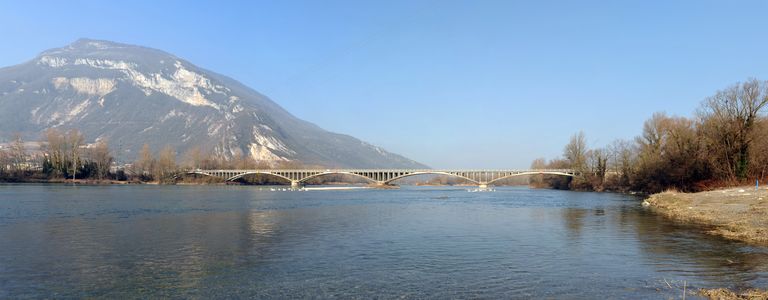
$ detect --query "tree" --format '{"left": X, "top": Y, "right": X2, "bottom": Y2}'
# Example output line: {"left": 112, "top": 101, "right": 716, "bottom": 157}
{"left": 587, "top": 148, "right": 608, "bottom": 189}
{"left": 607, "top": 139, "right": 635, "bottom": 188}
{"left": 535, "top": 78, "right": 768, "bottom": 192}
{"left": 41, "top": 128, "right": 83, "bottom": 178}
{"left": 87, "top": 140, "right": 113, "bottom": 180}
{"left": 182, "top": 146, "right": 204, "bottom": 170}
{"left": 0, "top": 147, "right": 7, "bottom": 176}
{"left": 66, "top": 130, "right": 84, "bottom": 180}
{"left": 234, "top": 153, "right": 257, "bottom": 169}
{"left": 155, "top": 145, "right": 177, "bottom": 182}
{"left": 662, "top": 116, "right": 707, "bottom": 189}
{"left": 9, "top": 134, "right": 26, "bottom": 176}
{"left": 633, "top": 113, "right": 672, "bottom": 191}
{"left": 749, "top": 117, "right": 768, "bottom": 182}
{"left": 564, "top": 131, "right": 590, "bottom": 189}
{"left": 43, "top": 128, "right": 65, "bottom": 176}
{"left": 631, "top": 113, "right": 710, "bottom": 192}
{"left": 564, "top": 131, "right": 587, "bottom": 171}
{"left": 698, "top": 78, "right": 768, "bottom": 180}
{"left": 135, "top": 144, "right": 155, "bottom": 180}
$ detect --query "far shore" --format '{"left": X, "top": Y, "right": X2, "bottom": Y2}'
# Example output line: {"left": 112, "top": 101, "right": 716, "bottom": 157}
{"left": 0, "top": 178, "right": 142, "bottom": 185}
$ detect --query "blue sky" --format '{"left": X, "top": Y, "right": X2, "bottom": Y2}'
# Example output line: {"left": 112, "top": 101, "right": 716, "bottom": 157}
{"left": 2, "top": 1, "right": 767, "bottom": 168}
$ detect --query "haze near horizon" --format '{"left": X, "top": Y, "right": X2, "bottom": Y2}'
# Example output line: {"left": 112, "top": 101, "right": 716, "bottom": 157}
{"left": 2, "top": 0, "right": 767, "bottom": 168}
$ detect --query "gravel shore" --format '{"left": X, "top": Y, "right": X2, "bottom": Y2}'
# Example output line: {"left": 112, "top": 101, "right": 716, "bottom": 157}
{"left": 643, "top": 186, "right": 768, "bottom": 245}
{"left": 644, "top": 187, "right": 768, "bottom": 299}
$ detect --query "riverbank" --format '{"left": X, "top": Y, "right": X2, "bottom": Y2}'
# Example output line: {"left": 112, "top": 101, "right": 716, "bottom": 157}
{"left": 698, "top": 288, "right": 768, "bottom": 299}
{"left": 0, "top": 178, "right": 141, "bottom": 184}
{"left": 643, "top": 187, "right": 768, "bottom": 245}
{"left": 643, "top": 187, "right": 768, "bottom": 299}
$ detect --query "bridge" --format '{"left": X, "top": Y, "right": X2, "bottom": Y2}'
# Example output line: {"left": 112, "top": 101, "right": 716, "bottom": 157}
{"left": 181, "top": 169, "right": 577, "bottom": 188}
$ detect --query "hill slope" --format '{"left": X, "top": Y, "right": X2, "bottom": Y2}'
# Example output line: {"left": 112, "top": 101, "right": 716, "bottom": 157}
{"left": 0, "top": 39, "right": 426, "bottom": 168}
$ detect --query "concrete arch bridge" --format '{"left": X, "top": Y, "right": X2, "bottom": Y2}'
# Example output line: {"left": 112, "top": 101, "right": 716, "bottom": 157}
{"left": 181, "top": 169, "right": 577, "bottom": 188}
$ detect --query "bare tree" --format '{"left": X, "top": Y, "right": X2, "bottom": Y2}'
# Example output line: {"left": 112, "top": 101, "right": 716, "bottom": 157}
{"left": 234, "top": 153, "right": 257, "bottom": 169}
{"left": 564, "top": 131, "right": 587, "bottom": 171}
{"left": 87, "top": 140, "right": 113, "bottom": 180}
{"left": 699, "top": 78, "right": 768, "bottom": 180}
{"left": 587, "top": 148, "right": 608, "bottom": 189}
{"left": 631, "top": 113, "right": 709, "bottom": 191}
{"left": 539, "top": 78, "right": 767, "bottom": 192}
{"left": 135, "top": 144, "right": 155, "bottom": 180}
{"left": 563, "top": 131, "right": 590, "bottom": 189}
{"left": 67, "top": 130, "right": 84, "bottom": 180}
{"left": 43, "top": 128, "right": 65, "bottom": 176}
{"left": 155, "top": 145, "right": 177, "bottom": 182}
{"left": 608, "top": 139, "right": 635, "bottom": 187}
{"left": 182, "top": 146, "right": 204, "bottom": 170}
{"left": 41, "top": 129, "right": 83, "bottom": 178}
{"left": 0, "top": 147, "right": 7, "bottom": 176}
{"left": 749, "top": 117, "right": 768, "bottom": 182}
{"left": 9, "top": 134, "right": 26, "bottom": 175}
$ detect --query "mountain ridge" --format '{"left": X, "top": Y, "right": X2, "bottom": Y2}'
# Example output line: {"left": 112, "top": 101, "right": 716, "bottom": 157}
{"left": 0, "top": 39, "right": 427, "bottom": 168}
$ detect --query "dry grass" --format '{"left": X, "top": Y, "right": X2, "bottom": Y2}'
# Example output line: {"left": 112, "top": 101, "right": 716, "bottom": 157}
{"left": 643, "top": 186, "right": 768, "bottom": 245}
{"left": 698, "top": 288, "right": 768, "bottom": 299}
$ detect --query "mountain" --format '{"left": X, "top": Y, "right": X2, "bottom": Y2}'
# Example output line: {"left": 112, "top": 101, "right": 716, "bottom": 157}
{"left": 0, "top": 39, "right": 427, "bottom": 168}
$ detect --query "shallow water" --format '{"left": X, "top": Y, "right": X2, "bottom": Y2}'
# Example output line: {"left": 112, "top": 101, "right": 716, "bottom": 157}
{"left": 0, "top": 184, "right": 766, "bottom": 298}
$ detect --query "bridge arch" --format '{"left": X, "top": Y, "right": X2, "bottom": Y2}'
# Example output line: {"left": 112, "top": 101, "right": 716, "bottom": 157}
{"left": 485, "top": 171, "right": 575, "bottom": 185}
{"left": 175, "top": 171, "right": 216, "bottom": 180}
{"left": 298, "top": 172, "right": 377, "bottom": 184}
{"left": 227, "top": 171, "right": 293, "bottom": 183}
{"left": 383, "top": 171, "right": 481, "bottom": 185}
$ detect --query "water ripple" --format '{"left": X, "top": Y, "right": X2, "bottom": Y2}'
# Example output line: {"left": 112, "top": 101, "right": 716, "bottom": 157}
{"left": 0, "top": 185, "right": 766, "bottom": 298}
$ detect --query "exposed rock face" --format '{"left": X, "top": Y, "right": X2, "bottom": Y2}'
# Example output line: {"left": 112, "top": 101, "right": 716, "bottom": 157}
{"left": 0, "top": 39, "right": 426, "bottom": 168}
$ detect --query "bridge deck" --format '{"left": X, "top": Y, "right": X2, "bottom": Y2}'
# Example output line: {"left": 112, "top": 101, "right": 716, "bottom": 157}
{"left": 182, "top": 169, "right": 576, "bottom": 187}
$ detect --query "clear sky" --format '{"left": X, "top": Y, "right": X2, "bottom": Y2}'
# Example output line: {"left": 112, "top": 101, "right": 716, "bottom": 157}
{"left": 2, "top": 1, "right": 767, "bottom": 168}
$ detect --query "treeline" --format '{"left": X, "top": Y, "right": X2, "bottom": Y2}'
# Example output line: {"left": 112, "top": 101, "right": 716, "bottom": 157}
{"left": 0, "top": 134, "right": 33, "bottom": 180}
{"left": 0, "top": 128, "right": 306, "bottom": 183}
{"left": 1, "top": 129, "right": 115, "bottom": 181}
{"left": 532, "top": 78, "right": 768, "bottom": 193}
{"left": 132, "top": 144, "right": 308, "bottom": 183}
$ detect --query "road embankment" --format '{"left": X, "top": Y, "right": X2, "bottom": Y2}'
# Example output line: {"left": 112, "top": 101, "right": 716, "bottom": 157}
{"left": 643, "top": 187, "right": 768, "bottom": 245}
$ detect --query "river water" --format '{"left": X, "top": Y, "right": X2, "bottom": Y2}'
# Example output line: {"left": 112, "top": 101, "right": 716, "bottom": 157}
{"left": 0, "top": 184, "right": 766, "bottom": 298}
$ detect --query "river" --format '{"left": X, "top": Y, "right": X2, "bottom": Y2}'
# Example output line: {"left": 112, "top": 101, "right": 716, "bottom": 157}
{"left": 0, "top": 184, "right": 766, "bottom": 298}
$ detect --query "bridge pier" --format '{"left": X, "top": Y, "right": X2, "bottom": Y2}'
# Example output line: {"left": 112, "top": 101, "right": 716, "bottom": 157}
{"left": 478, "top": 183, "right": 489, "bottom": 189}
{"left": 372, "top": 181, "right": 399, "bottom": 189}
{"left": 290, "top": 181, "right": 303, "bottom": 189}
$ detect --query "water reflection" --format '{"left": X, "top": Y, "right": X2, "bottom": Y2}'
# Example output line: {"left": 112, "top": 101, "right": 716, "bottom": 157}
{"left": 629, "top": 210, "right": 768, "bottom": 289}
{"left": 561, "top": 208, "right": 587, "bottom": 238}
{"left": 553, "top": 198, "right": 768, "bottom": 292}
